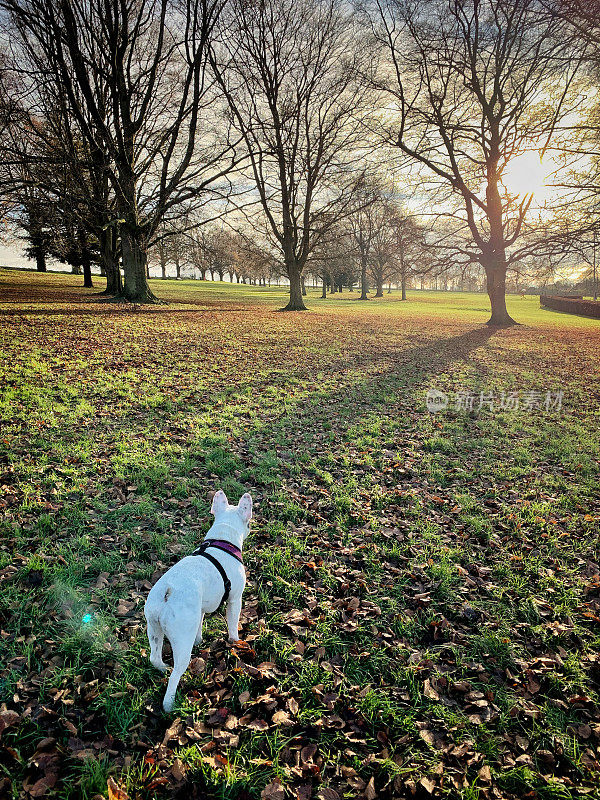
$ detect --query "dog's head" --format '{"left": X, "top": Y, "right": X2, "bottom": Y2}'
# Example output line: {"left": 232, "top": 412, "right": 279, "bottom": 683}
{"left": 211, "top": 489, "right": 253, "bottom": 539}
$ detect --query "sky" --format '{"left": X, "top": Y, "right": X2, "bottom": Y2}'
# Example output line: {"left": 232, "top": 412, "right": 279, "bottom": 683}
{"left": 0, "top": 243, "right": 30, "bottom": 268}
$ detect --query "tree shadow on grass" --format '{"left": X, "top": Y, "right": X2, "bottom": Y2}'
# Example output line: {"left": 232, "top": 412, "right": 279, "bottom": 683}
{"left": 103, "top": 325, "right": 498, "bottom": 506}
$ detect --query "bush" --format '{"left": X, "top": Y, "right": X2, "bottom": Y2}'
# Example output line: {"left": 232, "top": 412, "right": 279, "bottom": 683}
{"left": 540, "top": 295, "right": 600, "bottom": 318}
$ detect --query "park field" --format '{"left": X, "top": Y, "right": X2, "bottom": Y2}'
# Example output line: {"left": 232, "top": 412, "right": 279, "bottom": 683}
{"left": 1, "top": 269, "right": 600, "bottom": 800}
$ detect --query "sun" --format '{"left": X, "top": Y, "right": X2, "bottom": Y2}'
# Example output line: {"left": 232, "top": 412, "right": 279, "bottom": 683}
{"left": 501, "top": 151, "right": 552, "bottom": 202}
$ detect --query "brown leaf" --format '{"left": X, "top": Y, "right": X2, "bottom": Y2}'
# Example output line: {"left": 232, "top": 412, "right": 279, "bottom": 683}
{"left": 107, "top": 777, "right": 129, "bottom": 800}
{"left": 272, "top": 710, "right": 293, "bottom": 727}
{"left": 261, "top": 778, "right": 284, "bottom": 800}
{"left": 364, "top": 777, "right": 376, "bottom": 800}
{"left": 61, "top": 719, "right": 78, "bottom": 736}
{"left": 245, "top": 718, "right": 269, "bottom": 731}
{"left": 451, "top": 678, "right": 470, "bottom": 691}
{"left": 0, "top": 710, "right": 20, "bottom": 738}
{"left": 301, "top": 743, "right": 318, "bottom": 763}
{"left": 419, "top": 729, "right": 435, "bottom": 746}
{"left": 288, "top": 697, "right": 299, "bottom": 715}
{"left": 478, "top": 765, "right": 492, "bottom": 784}
{"left": 115, "top": 599, "right": 135, "bottom": 616}
{"left": 578, "top": 724, "right": 592, "bottom": 739}
{"left": 25, "top": 774, "right": 59, "bottom": 798}
{"left": 419, "top": 776, "right": 436, "bottom": 795}
{"left": 224, "top": 715, "right": 238, "bottom": 730}
{"left": 188, "top": 657, "right": 206, "bottom": 675}
{"left": 296, "top": 784, "right": 312, "bottom": 800}
{"left": 423, "top": 679, "right": 440, "bottom": 700}
{"left": 318, "top": 790, "right": 340, "bottom": 800}
{"left": 208, "top": 708, "right": 229, "bottom": 727}
{"left": 95, "top": 572, "right": 110, "bottom": 589}
{"left": 171, "top": 758, "right": 186, "bottom": 782}
{"left": 285, "top": 609, "right": 307, "bottom": 624}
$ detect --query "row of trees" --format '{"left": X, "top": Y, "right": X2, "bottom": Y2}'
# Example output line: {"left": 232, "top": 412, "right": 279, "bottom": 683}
{"left": 152, "top": 193, "right": 431, "bottom": 294}
{"left": 1, "top": 0, "right": 599, "bottom": 323}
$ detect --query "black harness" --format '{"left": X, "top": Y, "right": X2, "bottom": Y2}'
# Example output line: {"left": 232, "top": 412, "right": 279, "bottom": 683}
{"left": 191, "top": 539, "right": 243, "bottom": 610}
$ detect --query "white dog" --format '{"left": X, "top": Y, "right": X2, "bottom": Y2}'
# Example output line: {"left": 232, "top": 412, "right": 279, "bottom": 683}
{"left": 144, "top": 489, "right": 252, "bottom": 712}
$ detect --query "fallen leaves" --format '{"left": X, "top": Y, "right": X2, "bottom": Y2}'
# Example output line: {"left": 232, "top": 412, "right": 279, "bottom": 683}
{"left": 261, "top": 777, "right": 284, "bottom": 800}
{"left": 115, "top": 599, "right": 136, "bottom": 616}
{"left": 22, "top": 739, "right": 61, "bottom": 798}
{"left": 2, "top": 274, "right": 600, "bottom": 800}
{"left": 107, "top": 776, "right": 129, "bottom": 800}
{"left": 0, "top": 710, "right": 20, "bottom": 738}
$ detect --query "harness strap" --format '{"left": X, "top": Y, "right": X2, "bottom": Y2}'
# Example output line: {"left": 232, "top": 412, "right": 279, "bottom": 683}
{"left": 191, "top": 539, "right": 239, "bottom": 609}
{"left": 191, "top": 539, "right": 243, "bottom": 563}
{"left": 206, "top": 539, "right": 244, "bottom": 564}
{"left": 196, "top": 550, "right": 231, "bottom": 609}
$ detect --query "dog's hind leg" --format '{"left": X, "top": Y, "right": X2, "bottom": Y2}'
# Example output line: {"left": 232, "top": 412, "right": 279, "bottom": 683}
{"left": 160, "top": 596, "right": 199, "bottom": 713}
{"left": 194, "top": 611, "right": 205, "bottom": 646}
{"left": 146, "top": 617, "right": 167, "bottom": 673}
{"left": 162, "top": 626, "right": 195, "bottom": 713}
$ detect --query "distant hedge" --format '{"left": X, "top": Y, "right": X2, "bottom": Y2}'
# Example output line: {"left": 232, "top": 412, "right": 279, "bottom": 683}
{"left": 540, "top": 295, "right": 600, "bottom": 318}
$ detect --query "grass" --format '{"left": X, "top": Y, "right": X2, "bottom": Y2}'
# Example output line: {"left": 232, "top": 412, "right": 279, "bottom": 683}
{"left": 0, "top": 269, "right": 599, "bottom": 799}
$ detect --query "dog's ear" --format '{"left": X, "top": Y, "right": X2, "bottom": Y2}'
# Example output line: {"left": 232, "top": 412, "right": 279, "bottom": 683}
{"left": 237, "top": 492, "right": 253, "bottom": 523}
{"left": 211, "top": 489, "right": 228, "bottom": 516}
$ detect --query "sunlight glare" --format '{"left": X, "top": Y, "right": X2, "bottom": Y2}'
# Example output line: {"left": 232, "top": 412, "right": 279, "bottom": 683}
{"left": 501, "top": 151, "right": 551, "bottom": 202}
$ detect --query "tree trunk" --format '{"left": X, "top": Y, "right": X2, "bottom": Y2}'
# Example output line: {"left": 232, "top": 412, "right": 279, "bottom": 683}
{"left": 301, "top": 275, "right": 307, "bottom": 296}
{"left": 375, "top": 274, "right": 383, "bottom": 297}
{"left": 99, "top": 229, "right": 122, "bottom": 295}
{"left": 121, "top": 227, "right": 159, "bottom": 303}
{"left": 321, "top": 274, "right": 327, "bottom": 298}
{"left": 360, "top": 253, "right": 369, "bottom": 299}
{"left": 159, "top": 242, "right": 167, "bottom": 279}
{"left": 483, "top": 156, "right": 517, "bottom": 325}
{"left": 282, "top": 261, "right": 307, "bottom": 310}
{"left": 401, "top": 274, "right": 407, "bottom": 301}
{"left": 176, "top": 256, "right": 181, "bottom": 280}
{"left": 484, "top": 261, "right": 516, "bottom": 325}
{"left": 82, "top": 255, "right": 93, "bottom": 288}
{"left": 79, "top": 228, "right": 93, "bottom": 288}
{"left": 32, "top": 238, "right": 47, "bottom": 272}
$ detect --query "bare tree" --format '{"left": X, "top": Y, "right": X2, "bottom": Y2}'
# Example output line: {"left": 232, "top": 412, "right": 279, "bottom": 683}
{"left": 210, "top": 0, "right": 369, "bottom": 310}
{"left": 1, "top": 0, "right": 237, "bottom": 302}
{"left": 348, "top": 183, "right": 379, "bottom": 300}
{"left": 368, "top": 201, "right": 399, "bottom": 296}
{"left": 393, "top": 213, "right": 424, "bottom": 300}
{"left": 369, "top": 0, "right": 584, "bottom": 324}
